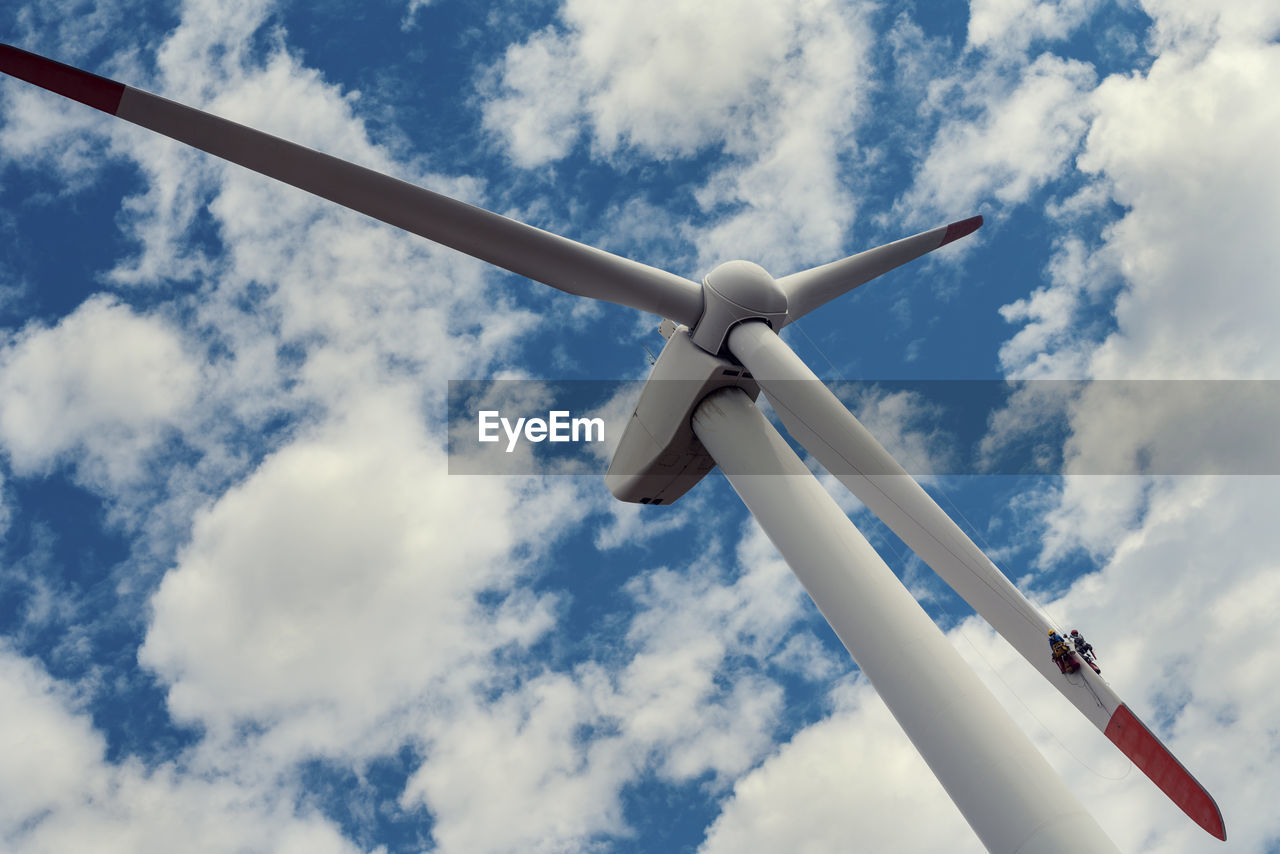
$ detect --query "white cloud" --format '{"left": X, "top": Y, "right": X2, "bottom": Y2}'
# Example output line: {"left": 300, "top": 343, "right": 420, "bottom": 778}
{"left": 996, "top": 236, "right": 1117, "bottom": 378}
{"left": 0, "top": 296, "right": 198, "bottom": 485}
{"left": 1035, "top": 474, "right": 1150, "bottom": 564}
{"left": 140, "top": 385, "right": 584, "bottom": 753}
{"left": 968, "top": 0, "right": 1101, "bottom": 57}
{"left": 698, "top": 678, "right": 981, "bottom": 854}
{"left": 401, "top": 0, "right": 435, "bottom": 30}
{"left": 682, "top": 7, "right": 873, "bottom": 273}
{"left": 988, "top": 16, "right": 1280, "bottom": 560}
{"left": 483, "top": 0, "right": 875, "bottom": 273}
{"left": 899, "top": 53, "right": 1096, "bottom": 223}
{"left": 770, "top": 631, "right": 842, "bottom": 683}
{"left": 987, "top": 15, "right": 1280, "bottom": 386}
{"left": 0, "top": 643, "right": 359, "bottom": 854}
{"left": 402, "top": 668, "right": 633, "bottom": 854}
{"left": 592, "top": 494, "right": 699, "bottom": 550}
{"left": 485, "top": 0, "right": 803, "bottom": 163}
{"left": 481, "top": 30, "right": 587, "bottom": 169}
{"left": 838, "top": 381, "right": 957, "bottom": 475}
{"left": 0, "top": 83, "right": 117, "bottom": 190}
{"left": 0, "top": 644, "right": 101, "bottom": 835}
{"left": 1078, "top": 39, "right": 1280, "bottom": 380}
{"left": 400, "top": 520, "right": 804, "bottom": 854}
{"left": 1138, "top": 0, "right": 1280, "bottom": 51}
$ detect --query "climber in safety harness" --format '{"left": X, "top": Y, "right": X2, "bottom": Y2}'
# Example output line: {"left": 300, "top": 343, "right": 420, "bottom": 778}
{"left": 1048, "top": 629, "right": 1077, "bottom": 674}
{"left": 1070, "top": 629, "right": 1099, "bottom": 672}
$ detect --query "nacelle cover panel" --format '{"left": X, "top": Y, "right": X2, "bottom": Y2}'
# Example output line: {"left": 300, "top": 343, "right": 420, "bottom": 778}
{"left": 605, "top": 326, "right": 760, "bottom": 504}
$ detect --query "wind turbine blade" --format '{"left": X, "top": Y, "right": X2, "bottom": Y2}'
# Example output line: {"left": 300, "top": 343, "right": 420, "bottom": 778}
{"left": 779, "top": 216, "right": 981, "bottom": 324}
{"left": 725, "top": 321, "right": 1227, "bottom": 842}
{"left": 693, "top": 387, "right": 1120, "bottom": 854}
{"left": 0, "top": 44, "right": 704, "bottom": 324}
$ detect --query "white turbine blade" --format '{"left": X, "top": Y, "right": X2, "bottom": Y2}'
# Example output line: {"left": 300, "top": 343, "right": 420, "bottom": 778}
{"left": 779, "top": 216, "right": 981, "bottom": 325}
{"left": 693, "top": 387, "right": 1119, "bottom": 854}
{"left": 726, "top": 321, "right": 1227, "bottom": 842}
{"left": 0, "top": 44, "right": 704, "bottom": 325}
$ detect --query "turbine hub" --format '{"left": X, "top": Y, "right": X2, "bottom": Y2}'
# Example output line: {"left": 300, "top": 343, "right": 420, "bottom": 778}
{"left": 691, "top": 260, "right": 789, "bottom": 354}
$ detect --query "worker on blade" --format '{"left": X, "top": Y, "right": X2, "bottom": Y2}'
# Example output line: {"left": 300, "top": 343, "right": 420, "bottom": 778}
{"left": 1070, "top": 629, "right": 1096, "bottom": 662}
{"left": 1048, "top": 629, "right": 1075, "bottom": 673}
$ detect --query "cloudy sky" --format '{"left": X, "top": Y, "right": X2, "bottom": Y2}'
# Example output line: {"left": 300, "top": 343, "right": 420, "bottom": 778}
{"left": 2, "top": 0, "right": 1278, "bottom": 851}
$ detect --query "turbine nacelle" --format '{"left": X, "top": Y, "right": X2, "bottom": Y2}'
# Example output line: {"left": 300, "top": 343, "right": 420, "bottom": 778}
{"left": 604, "top": 324, "right": 759, "bottom": 505}
{"left": 606, "top": 262, "right": 787, "bottom": 505}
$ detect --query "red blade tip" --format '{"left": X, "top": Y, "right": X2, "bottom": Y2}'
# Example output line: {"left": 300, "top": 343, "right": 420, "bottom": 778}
{"left": 939, "top": 215, "right": 983, "bottom": 246}
{"left": 1105, "top": 704, "right": 1227, "bottom": 841}
{"left": 0, "top": 43, "right": 125, "bottom": 114}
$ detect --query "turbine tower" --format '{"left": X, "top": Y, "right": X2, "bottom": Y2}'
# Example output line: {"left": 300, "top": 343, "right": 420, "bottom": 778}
{"left": 0, "top": 44, "right": 1226, "bottom": 851}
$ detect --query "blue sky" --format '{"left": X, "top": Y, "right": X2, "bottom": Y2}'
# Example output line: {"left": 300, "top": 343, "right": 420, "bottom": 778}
{"left": 2, "top": 1, "right": 1279, "bottom": 851}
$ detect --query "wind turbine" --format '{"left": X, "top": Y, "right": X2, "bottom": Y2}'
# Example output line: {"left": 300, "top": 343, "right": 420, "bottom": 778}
{"left": 1, "top": 44, "right": 1226, "bottom": 851}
